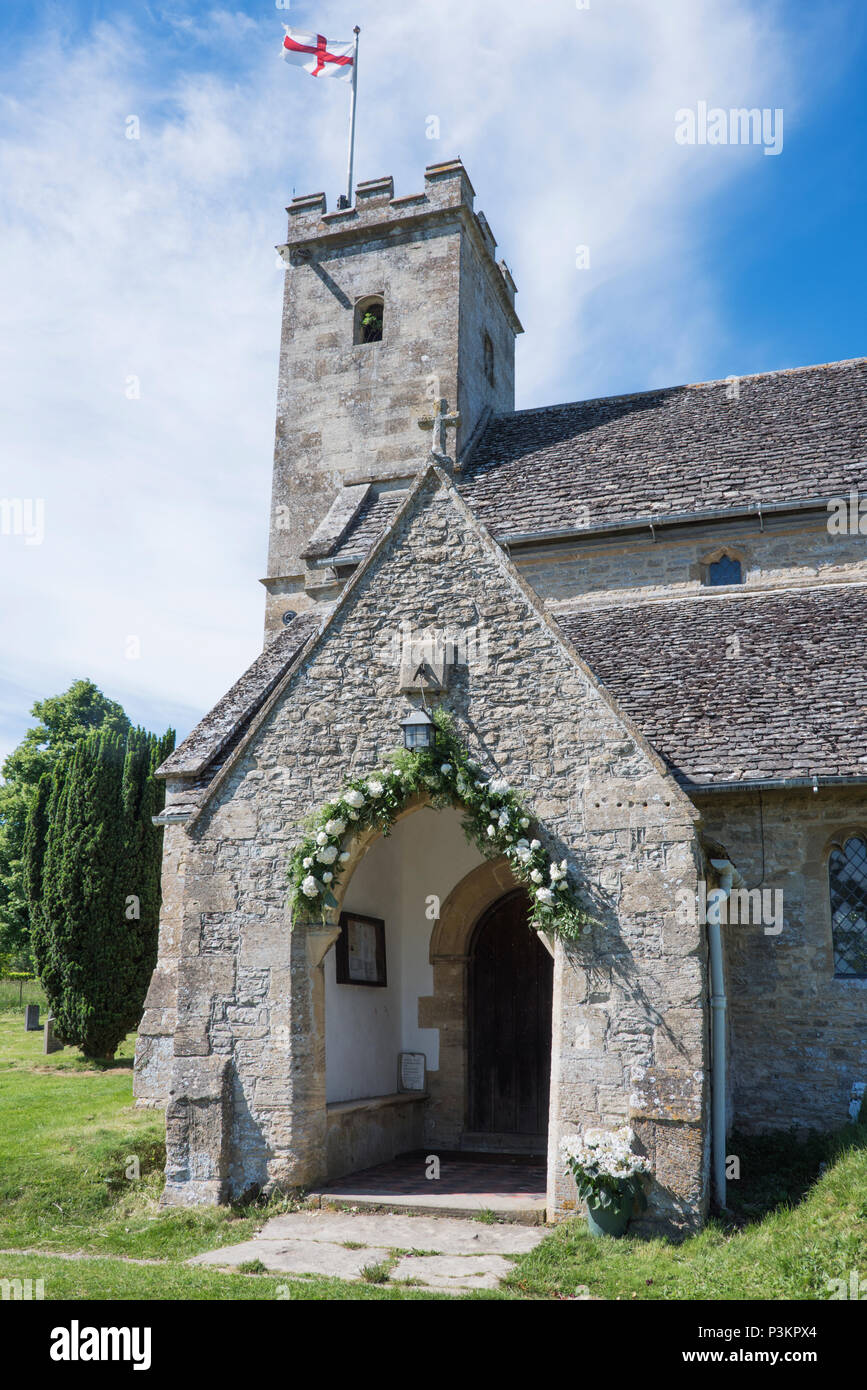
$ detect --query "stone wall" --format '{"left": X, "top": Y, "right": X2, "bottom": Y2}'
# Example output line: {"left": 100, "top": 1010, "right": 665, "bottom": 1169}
{"left": 698, "top": 786, "right": 867, "bottom": 1135}
{"left": 133, "top": 822, "right": 185, "bottom": 1108}
{"left": 519, "top": 513, "right": 867, "bottom": 610}
{"left": 263, "top": 160, "right": 521, "bottom": 639}
{"left": 145, "top": 467, "right": 709, "bottom": 1228}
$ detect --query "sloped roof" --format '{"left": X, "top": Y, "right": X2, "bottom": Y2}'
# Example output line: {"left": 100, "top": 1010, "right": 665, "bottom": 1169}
{"left": 159, "top": 611, "right": 320, "bottom": 779}
{"left": 555, "top": 585, "right": 867, "bottom": 788}
{"left": 310, "top": 358, "right": 867, "bottom": 563}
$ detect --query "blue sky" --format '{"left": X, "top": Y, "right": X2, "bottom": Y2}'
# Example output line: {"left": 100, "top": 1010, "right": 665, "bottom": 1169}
{"left": 1, "top": 0, "right": 865, "bottom": 765}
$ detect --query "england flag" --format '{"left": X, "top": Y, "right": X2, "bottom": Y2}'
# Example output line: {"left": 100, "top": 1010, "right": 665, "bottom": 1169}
{"left": 281, "top": 27, "right": 355, "bottom": 82}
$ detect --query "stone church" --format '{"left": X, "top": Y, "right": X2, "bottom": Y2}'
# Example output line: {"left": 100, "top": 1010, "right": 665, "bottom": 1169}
{"left": 133, "top": 159, "right": 867, "bottom": 1232}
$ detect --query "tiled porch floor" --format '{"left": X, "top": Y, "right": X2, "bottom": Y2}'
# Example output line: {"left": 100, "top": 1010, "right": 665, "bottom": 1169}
{"left": 310, "top": 1150, "right": 548, "bottom": 1224}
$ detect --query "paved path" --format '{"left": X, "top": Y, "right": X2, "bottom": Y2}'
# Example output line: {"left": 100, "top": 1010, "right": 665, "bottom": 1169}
{"left": 190, "top": 1209, "right": 549, "bottom": 1292}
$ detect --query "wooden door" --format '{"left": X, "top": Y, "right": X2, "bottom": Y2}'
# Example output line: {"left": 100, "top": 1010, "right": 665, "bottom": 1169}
{"left": 468, "top": 889, "right": 553, "bottom": 1136}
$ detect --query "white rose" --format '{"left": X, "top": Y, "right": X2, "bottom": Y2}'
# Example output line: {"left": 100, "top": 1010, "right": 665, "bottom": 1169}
{"left": 550, "top": 865, "right": 563, "bottom": 881}
{"left": 487, "top": 825, "right": 496, "bottom": 838}
{"left": 560, "top": 858, "right": 568, "bottom": 870}
{"left": 489, "top": 778, "right": 510, "bottom": 795}
{"left": 367, "top": 779, "right": 384, "bottom": 798}
{"left": 516, "top": 845, "right": 532, "bottom": 864}
{"left": 530, "top": 839, "right": 541, "bottom": 851}
{"left": 520, "top": 817, "right": 530, "bottom": 829}
{"left": 322, "top": 871, "right": 333, "bottom": 883}
{"left": 316, "top": 831, "right": 328, "bottom": 845}
{"left": 302, "top": 857, "right": 313, "bottom": 869}
{"left": 536, "top": 887, "right": 555, "bottom": 906}
{"left": 324, "top": 818, "right": 346, "bottom": 837}
{"left": 347, "top": 810, "right": 359, "bottom": 821}
{"left": 440, "top": 763, "right": 453, "bottom": 775}
{"left": 301, "top": 875, "right": 320, "bottom": 898}
{"left": 344, "top": 789, "right": 365, "bottom": 808}
{"left": 531, "top": 870, "right": 543, "bottom": 884}
{"left": 316, "top": 845, "right": 338, "bottom": 865}
{"left": 339, "top": 851, "right": 351, "bottom": 863}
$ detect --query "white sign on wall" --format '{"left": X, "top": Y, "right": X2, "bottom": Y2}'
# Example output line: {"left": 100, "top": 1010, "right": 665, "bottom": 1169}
{"left": 398, "top": 1052, "right": 427, "bottom": 1092}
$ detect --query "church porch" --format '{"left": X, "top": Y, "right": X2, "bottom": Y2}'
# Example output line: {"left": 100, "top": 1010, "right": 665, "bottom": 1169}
{"left": 309, "top": 1149, "right": 547, "bottom": 1224}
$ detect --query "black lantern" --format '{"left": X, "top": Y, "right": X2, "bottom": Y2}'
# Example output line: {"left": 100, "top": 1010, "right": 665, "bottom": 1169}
{"left": 399, "top": 708, "right": 436, "bottom": 751}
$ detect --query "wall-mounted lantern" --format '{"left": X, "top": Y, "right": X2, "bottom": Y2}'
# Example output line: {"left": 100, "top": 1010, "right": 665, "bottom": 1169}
{"left": 399, "top": 708, "right": 436, "bottom": 751}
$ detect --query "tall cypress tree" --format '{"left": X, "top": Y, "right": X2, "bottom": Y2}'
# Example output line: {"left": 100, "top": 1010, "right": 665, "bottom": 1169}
{"left": 27, "top": 724, "right": 175, "bottom": 1058}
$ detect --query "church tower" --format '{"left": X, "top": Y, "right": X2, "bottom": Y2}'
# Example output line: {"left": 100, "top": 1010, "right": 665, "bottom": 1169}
{"left": 262, "top": 158, "right": 522, "bottom": 640}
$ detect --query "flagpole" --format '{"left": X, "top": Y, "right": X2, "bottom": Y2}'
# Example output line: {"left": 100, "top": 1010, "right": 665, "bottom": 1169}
{"left": 343, "top": 26, "right": 360, "bottom": 208}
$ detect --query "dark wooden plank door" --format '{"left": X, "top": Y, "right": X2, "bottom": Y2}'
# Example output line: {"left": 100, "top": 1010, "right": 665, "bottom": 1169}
{"left": 468, "top": 889, "right": 553, "bottom": 1136}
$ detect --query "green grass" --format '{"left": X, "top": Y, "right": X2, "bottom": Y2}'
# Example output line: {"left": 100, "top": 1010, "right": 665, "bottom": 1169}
{"left": 359, "top": 1258, "right": 395, "bottom": 1284}
{"left": 2, "top": 1003, "right": 867, "bottom": 1301}
{"left": 507, "top": 1128, "right": 867, "bottom": 1301}
{"left": 0, "top": 1011, "right": 268, "bottom": 1262}
{"left": 0, "top": 977, "right": 45, "bottom": 1013}
{"left": 0, "top": 1252, "right": 467, "bottom": 1300}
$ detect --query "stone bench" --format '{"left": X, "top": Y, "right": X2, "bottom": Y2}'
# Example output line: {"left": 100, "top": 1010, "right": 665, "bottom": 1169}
{"left": 325, "top": 1091, "right": 427, "bottom": 1182}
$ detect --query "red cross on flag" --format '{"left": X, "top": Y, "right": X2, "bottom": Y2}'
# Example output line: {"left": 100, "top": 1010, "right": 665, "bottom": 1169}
{"left": 281, "top": 27, "right": 355, "bottom": 82}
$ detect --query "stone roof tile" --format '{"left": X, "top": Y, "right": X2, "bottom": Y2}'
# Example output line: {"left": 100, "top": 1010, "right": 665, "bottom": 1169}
{"left": 311, "top": 358, "right": 867, "bottom": 560}
{"left": 556, "top": 586, "right": 867, "bottom": 787}
{"left": 158, "top": 611, "right": 320, "bottom": 778}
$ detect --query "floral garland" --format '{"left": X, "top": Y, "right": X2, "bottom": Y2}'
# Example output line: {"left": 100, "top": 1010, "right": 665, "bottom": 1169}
{"left": 288, "top": 710, "right": 592, "bottom": 941}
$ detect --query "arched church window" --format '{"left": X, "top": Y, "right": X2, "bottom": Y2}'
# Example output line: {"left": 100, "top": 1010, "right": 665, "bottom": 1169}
{"left": 354, "top": 295, "right": 384, "bottom": 344}
{"left": 705, "top": 554, "right": 742, "bottom": 586}
{"left": 484, "top": 331, "right": 495, "bottom": 386}
{"left": 829, "top": 835, "right": 867, "bottom": 977}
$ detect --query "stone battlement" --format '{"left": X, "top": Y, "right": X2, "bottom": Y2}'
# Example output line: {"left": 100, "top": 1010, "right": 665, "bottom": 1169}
{"left": 277, "top": 159, "right": 518, "bottom": 313}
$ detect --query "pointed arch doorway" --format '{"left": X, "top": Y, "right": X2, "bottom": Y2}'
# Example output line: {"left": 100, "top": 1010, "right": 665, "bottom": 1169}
{"left": 467, "top": 888, "right": 554, "bottom": 1148}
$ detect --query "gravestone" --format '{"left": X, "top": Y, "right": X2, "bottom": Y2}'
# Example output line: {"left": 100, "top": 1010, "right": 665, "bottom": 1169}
{"left": 43, "top": 1017, "right": 64, "bottom": 1055}
{"left": 25, "top": 1003, "right": 40, "bottom": 1031}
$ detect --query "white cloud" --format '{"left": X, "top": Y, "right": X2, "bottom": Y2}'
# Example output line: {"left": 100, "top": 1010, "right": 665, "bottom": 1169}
{"left": 0, "top": 1, "right": 814, "bottom": 761}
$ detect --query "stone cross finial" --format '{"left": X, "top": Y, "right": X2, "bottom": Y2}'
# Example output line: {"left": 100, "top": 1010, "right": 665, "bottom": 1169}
{"left": 418, "top": 397, "right": 461, "bottom": 459}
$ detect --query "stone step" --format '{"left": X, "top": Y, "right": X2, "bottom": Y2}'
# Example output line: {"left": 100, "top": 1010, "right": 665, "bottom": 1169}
{"left": 308, "top": 1188, "right": 547, "bottom": 1224}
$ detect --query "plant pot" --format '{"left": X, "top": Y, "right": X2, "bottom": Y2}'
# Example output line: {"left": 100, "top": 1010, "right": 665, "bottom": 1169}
{"left": 586, "top": 1189, "right": 632, "bottom": 1238}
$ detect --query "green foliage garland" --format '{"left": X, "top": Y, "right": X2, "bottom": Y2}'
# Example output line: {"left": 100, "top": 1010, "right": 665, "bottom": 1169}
{"left": 288, "top": 710, "right": 592, "bottom": 940}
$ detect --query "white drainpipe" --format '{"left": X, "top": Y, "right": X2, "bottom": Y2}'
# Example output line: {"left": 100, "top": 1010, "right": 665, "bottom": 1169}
{"left": 707, "top": 857, "right": 746, "bottom": 1210}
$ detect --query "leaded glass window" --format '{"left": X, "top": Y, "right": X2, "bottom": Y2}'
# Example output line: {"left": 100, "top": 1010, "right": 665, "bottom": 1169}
{"left": 707, "top": 554, "right": 742, "bottom": 586}
{"left": 829, "top": 836, "right": 867, "bottom": 977}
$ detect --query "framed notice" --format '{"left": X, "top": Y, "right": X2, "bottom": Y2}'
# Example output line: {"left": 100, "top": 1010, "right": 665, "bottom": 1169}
{"left": 336, "top": 911, "right": 387, "bottom": 987}
{"left": 398, "top": 1052, "right": 427, "bottom": 1093}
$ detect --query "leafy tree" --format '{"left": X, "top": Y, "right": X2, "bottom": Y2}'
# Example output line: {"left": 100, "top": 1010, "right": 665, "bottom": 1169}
{"left": 26, "top": 724, "right": 174, "bottom": 1058}
{"left": 0, "top": 680, "right": 130, "bottom": 956}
